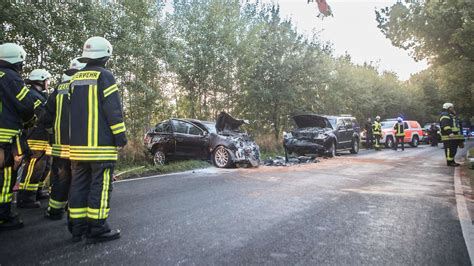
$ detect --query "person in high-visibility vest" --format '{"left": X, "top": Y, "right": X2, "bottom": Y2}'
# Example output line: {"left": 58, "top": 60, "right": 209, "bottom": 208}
{"left": 41, "top": 58, "right": 86, "bottom": 220}
{"left": 393, "top": 117, "right": 405, "bottom": 151}
{"left": 68, "top": 37, "right": 127, "bottom": 244}
{"left": 439, "top": 103, "right": 465, "bottom": 166}
{"left": 0, "top": 43, "right": 36, "bottom": 230}
{"left": 17, "top": 69, "right": 52, "bottom": 209}
{"left": 372, "top": 116, "right": 382, "bottom": 151}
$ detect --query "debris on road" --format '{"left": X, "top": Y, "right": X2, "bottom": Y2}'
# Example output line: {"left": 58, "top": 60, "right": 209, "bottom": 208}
{"left": 263, "top": 155, "right": 320, "bottom": 166}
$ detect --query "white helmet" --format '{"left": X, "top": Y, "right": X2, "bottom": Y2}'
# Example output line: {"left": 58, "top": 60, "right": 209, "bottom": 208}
{"left": 78, "top": 36, "right": 113, "bottom": 63}
{"left": 63, "top": 57, "right": 86, "bottom": 81}
{"left": 397, "top": 117, "right": 403, "bottom": 122}
{"left": 443, "top": 102, "right": 454, "bottom": 110}
{"left": 0, "top": 43, "right": 27, "bottom": 64}
{"left": 28, "top": 69, "right": 51, "bottom": 81}
{"left": 375, "top": 116, "right": 381, "bottom": 120}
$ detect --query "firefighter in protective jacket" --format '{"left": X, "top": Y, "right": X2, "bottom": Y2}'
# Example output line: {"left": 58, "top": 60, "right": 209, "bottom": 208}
{"left": 372, "top": 116, "right": 382, "bottom": 151}
{"left": 439, "top": 103, "right": 464, "bottom": 166}
{"left": 393, "top": 117, "right": 405, "bottom": 151}
{"left": 0, "top": 43, "right": 35, "bottom": 231}
{"left": 41, "top": 58, "right": 86, "bottom": 220}
{"left": 17, "top": 69, "right": 52, "bottom": 209}
{"left": 68, "top": 37, "right": 127, "bottom": 244}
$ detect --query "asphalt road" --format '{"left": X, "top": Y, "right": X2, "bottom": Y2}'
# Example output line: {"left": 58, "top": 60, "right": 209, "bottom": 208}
{"left": 1, "top": 142, "right": 472, "bottom": 265}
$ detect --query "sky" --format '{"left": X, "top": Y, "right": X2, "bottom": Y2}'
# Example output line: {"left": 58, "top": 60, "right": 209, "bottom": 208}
{"left": 258, "top": 0, "right": 428, "bottom": 80}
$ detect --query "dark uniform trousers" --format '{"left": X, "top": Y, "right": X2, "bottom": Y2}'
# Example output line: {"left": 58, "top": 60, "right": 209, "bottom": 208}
{"left": 18, "top": 149, "right": 47, "bottom": 201}
{"left": 47, "top": 157, "right": 71, "bottom": 214}
{"left": 443, "top": 140, "right": 458, "bottom": 164}
{"left": 394, "top": 136, "right": 405, "bottom": 151}
{"left": 373, "top": 134, "right": 381, "bottom": 150}
{"left": 0, "top": 144, "right": 15, "bottom": 220}
{"left": 68, "top": 161, "right": 114, "bottom": 237}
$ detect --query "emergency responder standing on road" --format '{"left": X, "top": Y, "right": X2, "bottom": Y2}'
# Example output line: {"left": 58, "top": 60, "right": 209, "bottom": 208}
{"left": 393, "top": 117, "right": 405, "bottom": 151}
{"left": 0, "top": 43, "right": 36, "bottom": 230}
{"left": 439, "top": 103, "right": 465, "bottom": 166}
{"left": 429, "top": 123, "right": 439, "bottom": 147}
{"left": 17, "top": 69, "right": 52, "bottom": 209}
{"left": 372, "top": 116, "right": 382, "bottom": 151}
{"left": 41, "top": 58, "right": 86, "bottom": 220}
{"left": 68, "top": 37, "right": 127, "bottom": 243}
{"left": 364, "top": 117, "right": 373, "bottom": 150}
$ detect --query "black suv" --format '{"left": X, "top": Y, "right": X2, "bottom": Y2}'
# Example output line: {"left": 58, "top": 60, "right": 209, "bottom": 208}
{"left": 283, "top": 114, "right": 361, "bottom": 157}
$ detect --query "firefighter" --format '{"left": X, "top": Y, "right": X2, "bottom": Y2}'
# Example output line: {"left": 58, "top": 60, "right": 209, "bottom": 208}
{"left": 41, "top": 58, "right": 85, "bottom": 220}
{"left": 372, "top": 116, "right": 382, "bottom": 151}
{"left": 429, "top": 123, "right": 439, "bottom": 146}
{"left": 0, "top": 43, "right": 36, "bottom": 230}
{"left": 17, "top": 69, "right": 52, "bottom": 208}
{"left": 439, "top": 103, "right": 465, "bottom": 166}
{"left": 68, "top": 37, "right": 127, "bottom": 243}
{"left": 393, "top": 117, "right": 405, "bottom": 151}
{"left": 364, "top": 117, "right": 373, "bottom": 150}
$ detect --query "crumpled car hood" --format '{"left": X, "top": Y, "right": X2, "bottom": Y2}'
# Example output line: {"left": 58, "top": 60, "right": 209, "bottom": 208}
{"left": 216, "top": 111, "right": 247, "bottom": 132}
{"left": 293, "top": 114, "right": 328, "bottom": 129}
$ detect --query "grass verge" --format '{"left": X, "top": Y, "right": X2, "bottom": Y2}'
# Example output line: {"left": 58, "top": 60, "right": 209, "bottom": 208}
{"left": 115, "top": 160, "right": 212, "bottom": 180}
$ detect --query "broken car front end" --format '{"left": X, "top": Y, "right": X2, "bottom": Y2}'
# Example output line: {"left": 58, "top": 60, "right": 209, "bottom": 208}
{"left": 283, "top": 128, "right": 331, "bottom": 156}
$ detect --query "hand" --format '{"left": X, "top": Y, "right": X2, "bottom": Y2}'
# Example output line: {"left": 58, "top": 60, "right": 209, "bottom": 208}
{"left": 449, "top": 133, "right": 454, "bottom": 137}
{"left": 117, "top": 146, "right": 124, "bottom": 151}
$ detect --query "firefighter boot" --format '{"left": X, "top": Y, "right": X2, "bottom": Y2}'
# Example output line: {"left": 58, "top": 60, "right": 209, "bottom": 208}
{"left": 0, "top": 211, "right": 24, "bottom": 231}
{"left": 36, "top": 188, "right": 50, "bottom": 200}
{"left": 45, "top": 208, "right": 64, "bottom": 221}
{"left": 86, "top": 219, "right": 120, "bottom": 244}
{"left": 17, "top": 190, "right": 41, "bottom": 208}
{"left": 68, "top": 217, "right": 87, "bottom": 243}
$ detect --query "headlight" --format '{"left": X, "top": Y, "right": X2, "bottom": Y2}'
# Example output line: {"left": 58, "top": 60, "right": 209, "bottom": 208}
{"left": 283, "top": 131, "right": 292, "bottom": 139}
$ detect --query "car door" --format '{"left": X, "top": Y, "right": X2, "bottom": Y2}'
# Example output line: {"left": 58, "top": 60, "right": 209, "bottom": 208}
{"left": 334, "top": 118, "right": 347, "bottom": 149}
{"left": 171, "top": 120, "right": 209, "bottom": 158}
{"left": 403, "top": 122, "right": 411, "bottom": 142}
{"left": 341, "top": 118, "right": 354, "bottom": 148}
{"left": 149, "top": 121, "right": 175, "bottom": 155}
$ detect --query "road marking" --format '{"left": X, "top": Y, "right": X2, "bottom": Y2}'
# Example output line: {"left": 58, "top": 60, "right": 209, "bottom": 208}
{"left": 115, "top": 167, "right": 217, "bottom": 183}
{"left": 454, "top": 164, "right": 474, "bottom": 265}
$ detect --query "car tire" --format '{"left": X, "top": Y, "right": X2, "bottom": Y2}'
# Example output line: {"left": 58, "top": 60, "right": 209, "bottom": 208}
{"left": 350, "top": 138, "right": 359, "bottom": 154}
{"left": 153, "top": 149, "right": 166, "bottom": 166}
{"left": 213, "top": 146, "right": 233, "bottom": 168}
{"left": 385, "top": 136, "right": 394, "bottom": 149}
{"left": 410, "top": 135, "right": 419, "bottom": 148}
{"left": 327, "top": 141, "right": 336, "bottom": 158}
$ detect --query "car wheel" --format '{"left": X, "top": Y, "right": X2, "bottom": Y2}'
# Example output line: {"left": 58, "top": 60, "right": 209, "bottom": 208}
{"left": 385, "top": 136, "right": 394, "bottom": 149}
{"left": 213, "top": 146, "right": 233, "bottom": 168}
{"left": 411, "top": 135, "right": 419, "bottom": 147}
{"left": 153, "top": 149, "right": 166, "bottom": 166}
{"left": 350, "top": 138, "right": 359, "bottom": 154}
{"left": 327, "top": 141, "right": 336, "bottom": 158}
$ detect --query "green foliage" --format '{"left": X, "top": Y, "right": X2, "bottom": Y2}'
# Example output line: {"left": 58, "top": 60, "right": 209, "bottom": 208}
{"left": 2, "top": 0, "right": 455, "bottom": 169}
{"left": 376, "top": 0, "right": 474, "bottom": 119}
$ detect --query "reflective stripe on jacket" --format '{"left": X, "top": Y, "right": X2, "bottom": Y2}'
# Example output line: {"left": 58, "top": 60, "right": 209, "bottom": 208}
{"left": 373, "top": 121, "right": 382, "bottom": 135}
{"left": 394, "top": 122, "right": 405, "bottom": 137}
{"left": 69, "top": 66, "right": 127, "bottom": 161}
{"left": 40, "top": 81, "right": 71, "bottom": 159}
{"left": 0, "top": 66, "right": 35, "bottom": 144}
{"left": 439, "top": 111, "right": 464, "bottom": 141}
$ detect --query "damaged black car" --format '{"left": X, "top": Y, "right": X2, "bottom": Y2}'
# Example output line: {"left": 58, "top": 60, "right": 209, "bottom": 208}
{"left": 144, "top": 112, "right": 260, "bottom": 168}
{"left": 283, "top": 114, "right": 361, "bottom": 157}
